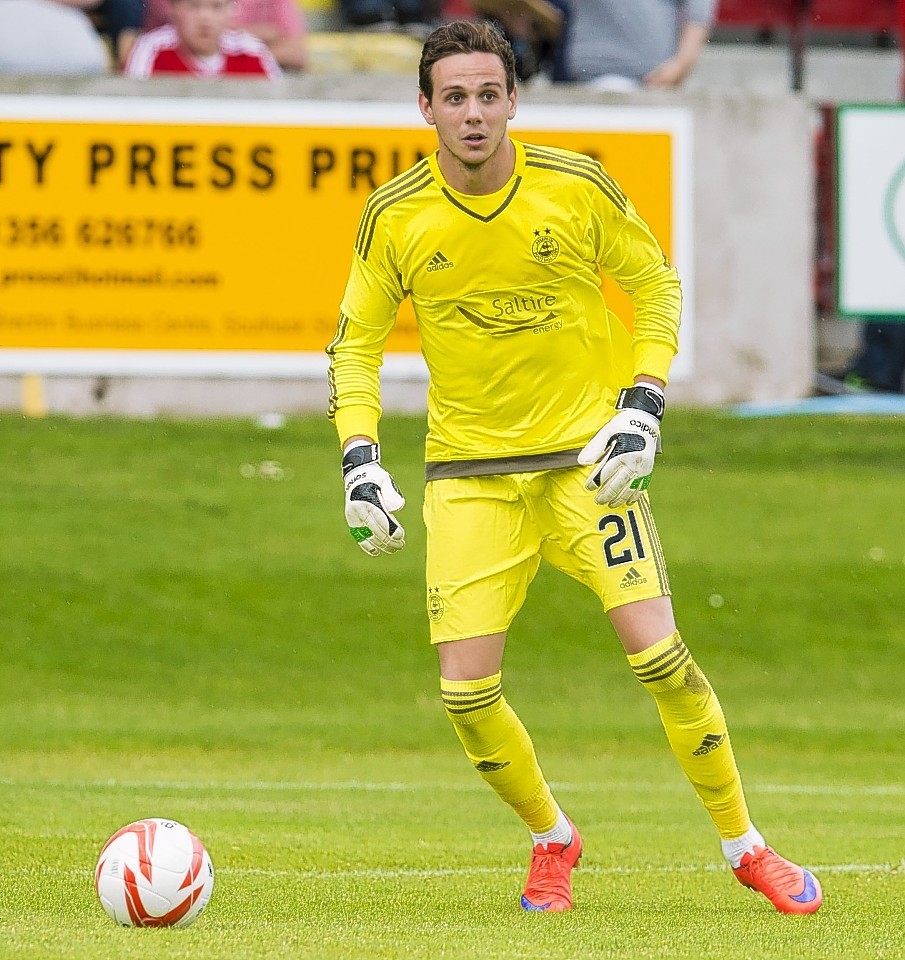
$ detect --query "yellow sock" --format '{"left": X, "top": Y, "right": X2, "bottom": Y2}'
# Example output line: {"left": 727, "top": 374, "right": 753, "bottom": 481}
{"left": 441, "top": 672, "right": 558, "bottom": 833}
{"left": 628, "top": 631, "right": 751, "bottom": 839}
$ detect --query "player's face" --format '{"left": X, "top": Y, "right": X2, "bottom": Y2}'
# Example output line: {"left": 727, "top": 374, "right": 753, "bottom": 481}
{"left": 169, "top": 0, "right": 235, "bottom": 58}
{"left": 419, "top": 52, "right": 517, "bottom": 189}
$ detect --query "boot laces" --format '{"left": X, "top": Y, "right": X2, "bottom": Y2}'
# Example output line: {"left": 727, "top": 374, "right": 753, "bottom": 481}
{"left": 749, "top": 848, "right": 801, "bottom": 889}
{"left": 525, "top": 844, "right": 569, "bottom": 897}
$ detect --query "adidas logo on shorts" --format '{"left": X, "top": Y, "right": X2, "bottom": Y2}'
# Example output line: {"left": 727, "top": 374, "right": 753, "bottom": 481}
{"left": 620, "top": 566, "right": 647, "bottom": 588}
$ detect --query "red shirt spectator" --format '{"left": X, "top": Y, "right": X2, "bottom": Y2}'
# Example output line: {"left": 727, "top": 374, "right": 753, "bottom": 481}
{"left": 125, "top": 23, "right": 281, "bottom": 76}
{"left": 145, "top": 0, "right": 307, "bottom": 70}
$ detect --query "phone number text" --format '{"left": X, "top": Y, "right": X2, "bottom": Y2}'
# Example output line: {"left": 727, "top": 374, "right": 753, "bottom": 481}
{"left": 0, "top": 217, "right": 201, "bottom": 248}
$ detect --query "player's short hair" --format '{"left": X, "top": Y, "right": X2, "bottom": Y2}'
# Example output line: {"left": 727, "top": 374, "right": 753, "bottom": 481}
{"left": 419, "top": 19, "right": 517, "bottom": 103}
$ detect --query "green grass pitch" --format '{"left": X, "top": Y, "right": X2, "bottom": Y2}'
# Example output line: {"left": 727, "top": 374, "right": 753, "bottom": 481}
{"left": 1, "top": 410, "right": 903, "bottom": 959}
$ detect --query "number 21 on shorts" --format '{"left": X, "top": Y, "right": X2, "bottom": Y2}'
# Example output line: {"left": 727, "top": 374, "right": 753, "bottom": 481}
{"left": 598, "top": 509, "right": 646, "bottom": 567}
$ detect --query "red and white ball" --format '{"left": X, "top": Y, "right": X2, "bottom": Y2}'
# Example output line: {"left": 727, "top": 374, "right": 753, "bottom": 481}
{"left": 95, "top": 818, "right": 214, "bottom": 928}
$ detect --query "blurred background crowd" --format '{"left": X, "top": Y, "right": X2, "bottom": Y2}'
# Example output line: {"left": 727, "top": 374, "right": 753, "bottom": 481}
{"left": 0, "top": 0, "right": 902, "bottom": 392}
{"left": 0, "top": 1, "right": 899, "bottom": 88}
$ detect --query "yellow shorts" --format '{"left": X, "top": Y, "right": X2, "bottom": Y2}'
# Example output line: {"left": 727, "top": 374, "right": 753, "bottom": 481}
{"left": 423, "top": 467, "right": 671, "bottom": 643}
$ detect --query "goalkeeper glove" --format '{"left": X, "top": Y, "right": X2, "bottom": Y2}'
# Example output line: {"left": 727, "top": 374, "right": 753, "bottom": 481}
{"left": 577, "top": 384, "right": 665, "bottom": 507}
{"left": 342, "top": 441, "right": 405, "bottom": 556}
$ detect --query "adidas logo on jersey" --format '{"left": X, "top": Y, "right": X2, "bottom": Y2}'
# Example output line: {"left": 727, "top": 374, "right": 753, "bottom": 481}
{"left": 426, "top": 250, "right": 455, "bottom": 272}
{"left": 619, "top": 566, "right": 647, "bottom": 588}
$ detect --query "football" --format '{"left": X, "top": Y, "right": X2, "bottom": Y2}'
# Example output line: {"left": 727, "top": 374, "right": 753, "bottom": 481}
{"left": 94, "top": 818, "right": 214, "bottom": 928}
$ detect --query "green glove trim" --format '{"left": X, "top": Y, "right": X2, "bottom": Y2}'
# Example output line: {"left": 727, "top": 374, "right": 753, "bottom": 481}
{"left": 350, "top": 525, "right": 373, "bottom": 543}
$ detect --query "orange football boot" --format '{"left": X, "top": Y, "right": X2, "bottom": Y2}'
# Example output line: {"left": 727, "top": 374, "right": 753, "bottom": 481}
{"left": 733, "top": 845, "right": 823, "bottom": 914}
{"left": 520, "top": 817, "right": 582, "bottom": 911}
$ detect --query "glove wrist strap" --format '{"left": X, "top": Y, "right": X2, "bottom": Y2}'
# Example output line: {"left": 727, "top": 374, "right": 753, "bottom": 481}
{"left": 615, "top": 385, "right": 665, "bottom": 421}
{"left": 342, "top": 442, "right": 380, "bottom": 475}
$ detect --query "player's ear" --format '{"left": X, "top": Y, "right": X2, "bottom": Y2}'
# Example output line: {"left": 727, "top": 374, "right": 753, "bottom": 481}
{"left": 508, "top": 84, "right": 518, "bottom": 121}
{"left": 418, "top": 91, "right": 435, "bottom": 126}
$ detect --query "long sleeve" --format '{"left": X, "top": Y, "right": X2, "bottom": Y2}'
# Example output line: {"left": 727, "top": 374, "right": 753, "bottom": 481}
{"left": 597, "top": 197, "right": 682, "bottom": 384}
{"left": 327, "top": 231, "right": 406, "bottom": 445}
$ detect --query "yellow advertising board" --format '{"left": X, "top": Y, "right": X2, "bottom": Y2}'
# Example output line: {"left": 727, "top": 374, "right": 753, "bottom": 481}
{"left": 0, "top": 98, "right": 692, "bottom": 377}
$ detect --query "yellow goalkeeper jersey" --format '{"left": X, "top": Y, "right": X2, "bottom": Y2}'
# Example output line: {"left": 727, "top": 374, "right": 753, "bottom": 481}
{"left": 327, "top": 139, "right": 681, "bottom": 478}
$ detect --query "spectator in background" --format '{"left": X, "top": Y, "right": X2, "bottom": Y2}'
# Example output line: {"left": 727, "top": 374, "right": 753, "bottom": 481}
{"left": 53, "top": 0, "right": 144, "bottom": 64}
{"left": 0, "top": 0, "right": 110, "bottom": 74}
{"left": 48, "top": 0, "right": 142, "bottom": 64}
{"left": 338, "top": 0, "right": 438, "bottom": 29}
{"left": 565, "top": 0, "right": 715, "bottom": 88}
{"left": 125, "top": 0, "right": 282, "bottom": 77}
{"left": 468, "top": 0, "right": 571, "bottom": 83}
{"left": 833, "top": 319, "right": 905, "bottom": 393}
{"left": 145, "top": 0, "right": 307, "bottom": 71}
{"left": 229, "top": 0, "right": 307, "bottom": 70}
{"left": 94, "top": 0, "right": 143, "bottom": 65}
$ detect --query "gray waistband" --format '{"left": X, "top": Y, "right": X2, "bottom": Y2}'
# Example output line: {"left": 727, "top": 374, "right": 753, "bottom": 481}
{"left": 425, "top": 448, "right": 583, "bottom": 481}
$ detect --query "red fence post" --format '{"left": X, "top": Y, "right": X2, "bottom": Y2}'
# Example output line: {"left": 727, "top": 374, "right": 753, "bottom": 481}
{"left": 900, "top": 0, "right": 905, "bottom": 99}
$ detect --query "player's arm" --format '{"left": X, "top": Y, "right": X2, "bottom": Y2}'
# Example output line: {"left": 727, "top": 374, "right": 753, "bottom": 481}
{"left": 597, "top": 195, "right": 682, "bottom": 383}
{"left": 578, "top": 188, "right": 680, "bottom": 506}
{"left": 643, "top": 22, "right": 710, "bottom": 88}
{"left": 327, "top": 233, "right": 407, "bottom": 554}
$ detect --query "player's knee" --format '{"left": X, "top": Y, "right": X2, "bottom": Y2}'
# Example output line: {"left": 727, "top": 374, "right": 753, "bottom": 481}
{"left": 628, "top": 631, "right": 713, "bottom": 699}
{"left": 440, "top": 672, "right": 504, "bottom": 726}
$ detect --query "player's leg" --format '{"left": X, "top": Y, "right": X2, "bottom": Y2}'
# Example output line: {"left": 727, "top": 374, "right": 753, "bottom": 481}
{"left": 537, "top": 474, "right": 752, "bottom": 831}
{"left": 426, "top": 475, "right": 581, "bottom": 911}
{"left": 439, "top": 632, "right": 582, "bottom": 912}
{"left": 437, "top": 633, "right": 566, "bottom": 839}
{"left": 610, "top": 597, "right": 822, "bottom": 914}
{"left": 539, "top": 471, "right": 822, "bottom": 914}
{"left": 609, "top": 596, "right": 753, "bottom": 840}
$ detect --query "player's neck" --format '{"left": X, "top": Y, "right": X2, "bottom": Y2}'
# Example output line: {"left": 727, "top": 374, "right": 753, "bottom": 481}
{"left": 439, "top": 138, "right": 516, "bottom": 196}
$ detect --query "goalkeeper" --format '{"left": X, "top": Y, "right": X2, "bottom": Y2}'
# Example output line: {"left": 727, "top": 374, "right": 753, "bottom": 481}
{"left": 327, "top": 19, "right": 822, "bottom": 915}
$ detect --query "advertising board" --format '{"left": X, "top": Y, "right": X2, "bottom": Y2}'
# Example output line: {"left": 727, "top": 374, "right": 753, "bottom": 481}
{"left": 0, "top": 97, "right": 692, "bottom": 378}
